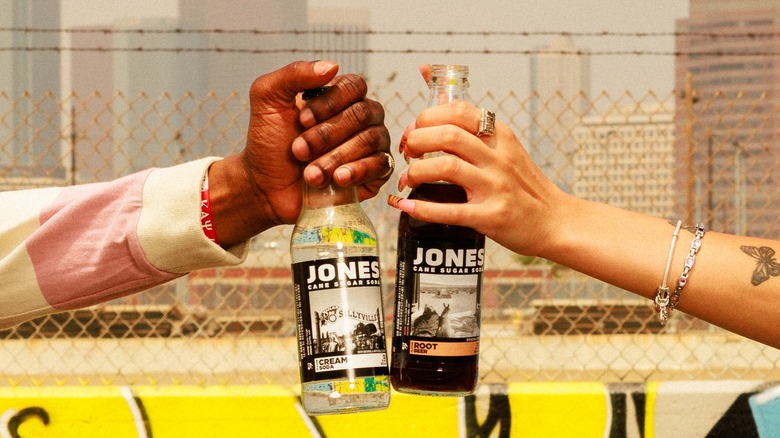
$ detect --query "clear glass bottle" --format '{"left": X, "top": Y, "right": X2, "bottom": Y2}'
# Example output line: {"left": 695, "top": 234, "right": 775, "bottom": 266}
{"left": 391, "top": 64, "right": 486, "bottom": 396}
{"left": 290, "top": 181, "right": 390, "bottom": 415}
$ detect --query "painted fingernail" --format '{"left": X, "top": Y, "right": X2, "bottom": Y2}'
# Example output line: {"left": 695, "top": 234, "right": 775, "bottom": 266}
{"left": 387, "top": 195, "right": 402, "bottom": 208}
{"left": 387, "top": 195, "right": 414, "bottom": 214}
{"left": 398, "top": 121, "right": 415, "bottom": 154}
{"left": 397, "top": 173, "right": 408, "bottom": 191}
{"left": 292, "top": 137, "right": 310, "bottom": 160}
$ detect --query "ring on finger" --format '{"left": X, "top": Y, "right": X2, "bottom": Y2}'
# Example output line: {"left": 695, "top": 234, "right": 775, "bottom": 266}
{"left": 379, "top": 151, "right": 395, "bottom": 179}
{"left": 477, "top": 108, "right": 496, "bottom": 137}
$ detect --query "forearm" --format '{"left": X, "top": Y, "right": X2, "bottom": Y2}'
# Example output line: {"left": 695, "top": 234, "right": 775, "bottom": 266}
{"left": 542, "top": 194, "right": 780, "bottom": 349}
{"left": 541, "top": 195, "right": 676, "bottom": 301}
{"left": 0, "top": 158, "right": 247, "bottom": 328}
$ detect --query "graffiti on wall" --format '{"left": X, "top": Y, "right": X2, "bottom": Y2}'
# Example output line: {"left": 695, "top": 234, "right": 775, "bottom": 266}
{"left": 1, "top": 382, "right": 779, "bottom": 437}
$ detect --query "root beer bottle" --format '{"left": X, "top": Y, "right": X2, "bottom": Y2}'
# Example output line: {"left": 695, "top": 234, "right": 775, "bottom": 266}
{"left": 391, "top": 65, "right": 486, "bottom": 395}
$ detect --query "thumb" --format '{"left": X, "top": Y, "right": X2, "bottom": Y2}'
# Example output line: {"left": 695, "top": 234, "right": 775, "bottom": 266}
{"left": 419, "top": 64, "right": 432, "bottom": 84}
{"left": 250, "top": 60, "right": 339, "bottom": 103}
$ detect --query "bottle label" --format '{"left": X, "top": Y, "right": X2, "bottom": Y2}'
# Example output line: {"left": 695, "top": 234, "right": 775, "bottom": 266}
{"left": 292, "top": 255, "right": 388, "bottom": 383}
{"left": 394, "top": 239, "right": 484, "bottom": 357}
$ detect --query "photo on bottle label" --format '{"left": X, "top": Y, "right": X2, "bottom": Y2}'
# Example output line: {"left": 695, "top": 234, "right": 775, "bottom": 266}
{"left": 309, "top": 286, "right": 386, "bottom": 362}
{"left": 410, "top": 273, "right": 479, "bottom": 339}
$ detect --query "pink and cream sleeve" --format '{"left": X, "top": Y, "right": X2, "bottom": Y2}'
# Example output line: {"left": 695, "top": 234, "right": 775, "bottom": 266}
{"left": 0, "top": 157, "right": 248, "bottom": 328}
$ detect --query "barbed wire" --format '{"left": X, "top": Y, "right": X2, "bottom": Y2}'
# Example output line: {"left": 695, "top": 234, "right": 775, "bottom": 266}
{"left": 1, "top": 27, "right": 779, "bottom": 39}
{"left": 4, "top": 27, "right": 777, "bottom": 56}
{"left": 1, "top": 46, "right": 779, "bottom": 57}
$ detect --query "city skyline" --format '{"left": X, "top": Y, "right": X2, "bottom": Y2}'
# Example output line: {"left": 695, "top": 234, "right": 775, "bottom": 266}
{"left": 59, "top": 0, "right": 690, "bottom": 97}
{"left": 4, "top": 0, "right": 778, "bottom": 243}
{"left": 573, "top": 106, "right": 675, "bottom": 218}
{"left": 529, "top": 35, "right": 591, "bottom": 192}
{"left": 674, "top": 0, "right": 780, "bottom": 238}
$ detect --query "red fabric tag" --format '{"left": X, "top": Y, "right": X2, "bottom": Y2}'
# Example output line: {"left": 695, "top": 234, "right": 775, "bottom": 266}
{"left": 201, "top": 174, "right": 218, "bottom": 244}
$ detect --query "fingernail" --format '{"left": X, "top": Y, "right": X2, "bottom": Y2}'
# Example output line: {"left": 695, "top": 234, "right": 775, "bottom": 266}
{"left": 398, "top": 121, "right": 415, "bottom": 153}
{"left": 397, "top": 173, "right": 408, "bottom": 191}
{"left": 334, "top": 167, "right": 352, "bottom": 185}
{"left": 314, "top": 61, "right": 337, "bottom": 75}
{"left": 303, "top": 165, "right": 324, "bottom": 186}
{"left": 387, "top": 195, "right": 402, "bottom": 208}
{"left": 292, "top": 137, "right": 310, "bottom": 160}
{"left": 299, "top": 108, "right": 316, "bottom": 128}
{"left": 387, "top": 195, "right": 414, "bottom": 214}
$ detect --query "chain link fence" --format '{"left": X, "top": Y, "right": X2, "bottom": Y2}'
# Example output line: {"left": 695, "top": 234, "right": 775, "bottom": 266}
{"left": 1, "top": 86, "right": 779, "bottom": 387}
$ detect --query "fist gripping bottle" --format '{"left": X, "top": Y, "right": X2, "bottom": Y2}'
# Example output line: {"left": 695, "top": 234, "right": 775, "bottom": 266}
{"left": 391, "top": 65, "right": 486, "bottom": 395}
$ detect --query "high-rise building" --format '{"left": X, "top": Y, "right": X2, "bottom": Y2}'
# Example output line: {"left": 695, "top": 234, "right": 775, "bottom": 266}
{"left": 573, "top": 106, "right": 676, "bottom": 218}
{"left": 178, "top": 0, "right": 308, "bottom": 97}
{"left": 69, "top": 27, "right": 115, "bottom": 183}
{"left": 529, "top": 35, "right": 591, "bottom": 192}
{"left": 66, "top": 2, "right": 369, "bottom": 183}
{"left": 0, "top": 1, "right": 64, "bottom": 184}
{"left": 674, "top": 0, "right": 780, "bottom": 237}
{"left": 110, "top": 17, "right": 209, "bottom": 175}
{"left": 307, "top": 6, "right": 369, "bottom": 77}
{"left": 70, "top": 18, "right": 207, "bottom": 179}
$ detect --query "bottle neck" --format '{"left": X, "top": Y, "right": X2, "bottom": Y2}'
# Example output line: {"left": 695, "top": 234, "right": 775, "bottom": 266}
{"left": 428, "top": 85, "right": 468, "bottom": 106}
{"left": 423, "top": 65, "right": 470, "bottom": 165}
{"left": 427, "top": 64, "right": 470, "bottom": 106}
{"left": 302, "top": 181, "right": 358, "bottom": 210}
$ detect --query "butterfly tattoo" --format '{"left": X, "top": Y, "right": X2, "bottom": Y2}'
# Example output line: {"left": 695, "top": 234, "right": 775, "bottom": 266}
{"left": 740, "top": 246, "right": 780, "bottom": 286}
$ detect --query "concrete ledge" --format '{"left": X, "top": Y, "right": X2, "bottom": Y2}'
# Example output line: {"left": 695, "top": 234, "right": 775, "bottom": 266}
{"left": 0, "top": 381, "right": 777, "bottom": 437}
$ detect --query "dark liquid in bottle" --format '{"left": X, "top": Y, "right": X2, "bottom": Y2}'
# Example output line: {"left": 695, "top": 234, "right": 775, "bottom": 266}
{"left": 391, "top": 183, "right": 485, "bottom": 395}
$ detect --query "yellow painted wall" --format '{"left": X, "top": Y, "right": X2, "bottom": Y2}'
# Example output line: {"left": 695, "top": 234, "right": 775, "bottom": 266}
{"left": 0, "top": 381, "right": 776, "bottom": 437}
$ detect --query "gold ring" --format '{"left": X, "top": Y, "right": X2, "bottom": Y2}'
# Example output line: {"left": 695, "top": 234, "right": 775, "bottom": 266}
{"left": 477, "top": 108, "right": 496, "bottom": 137}
{"left": 379, "top": 152, "right": 395, "bottom": 179}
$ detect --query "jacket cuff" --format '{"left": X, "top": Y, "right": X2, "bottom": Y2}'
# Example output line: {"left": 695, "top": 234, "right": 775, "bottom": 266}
{"left": 137, "top": 157, "right": 248, "bottom": 274}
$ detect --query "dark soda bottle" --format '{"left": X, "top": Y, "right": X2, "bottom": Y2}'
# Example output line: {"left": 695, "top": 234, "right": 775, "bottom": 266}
{"left": 390, "top": 65, "right": 486, "bottom": 396}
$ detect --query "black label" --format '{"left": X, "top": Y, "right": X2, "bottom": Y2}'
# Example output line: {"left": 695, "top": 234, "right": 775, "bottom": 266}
{"left": 394, "top": 239, "right": 484, "bottom": 357}
{"left": 292, "top": 255, "right": 388, "bottom": 382}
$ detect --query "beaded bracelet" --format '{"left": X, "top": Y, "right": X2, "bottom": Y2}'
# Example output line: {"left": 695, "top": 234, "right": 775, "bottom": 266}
{"left": 655, "top": 220, "right": 682, "bottom": 324}
{"left": 669, "top": 223, "right": 706, "bottom": 312}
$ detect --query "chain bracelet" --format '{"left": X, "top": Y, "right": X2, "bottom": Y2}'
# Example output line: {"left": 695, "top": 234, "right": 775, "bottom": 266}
{"left": 669, "top": 223, "right": 706, "bottom": 311}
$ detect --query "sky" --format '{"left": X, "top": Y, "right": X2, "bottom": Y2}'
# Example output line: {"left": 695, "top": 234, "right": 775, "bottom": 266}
{"left": 307, "top": 0, "right": 691, "bottom": 97}
{"left": 60, "top": 0, "right": 691, "bottom": 97}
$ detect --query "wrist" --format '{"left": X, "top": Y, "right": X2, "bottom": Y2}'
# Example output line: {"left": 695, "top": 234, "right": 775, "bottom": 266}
{"left": 207, "top": 155, "right": 272, "bottom": 246}
{"left": 534, "top": 192, "right": 596, "bottom": 263}
{"left": 518, "top": 187, "right": 574, "bottom": 260}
